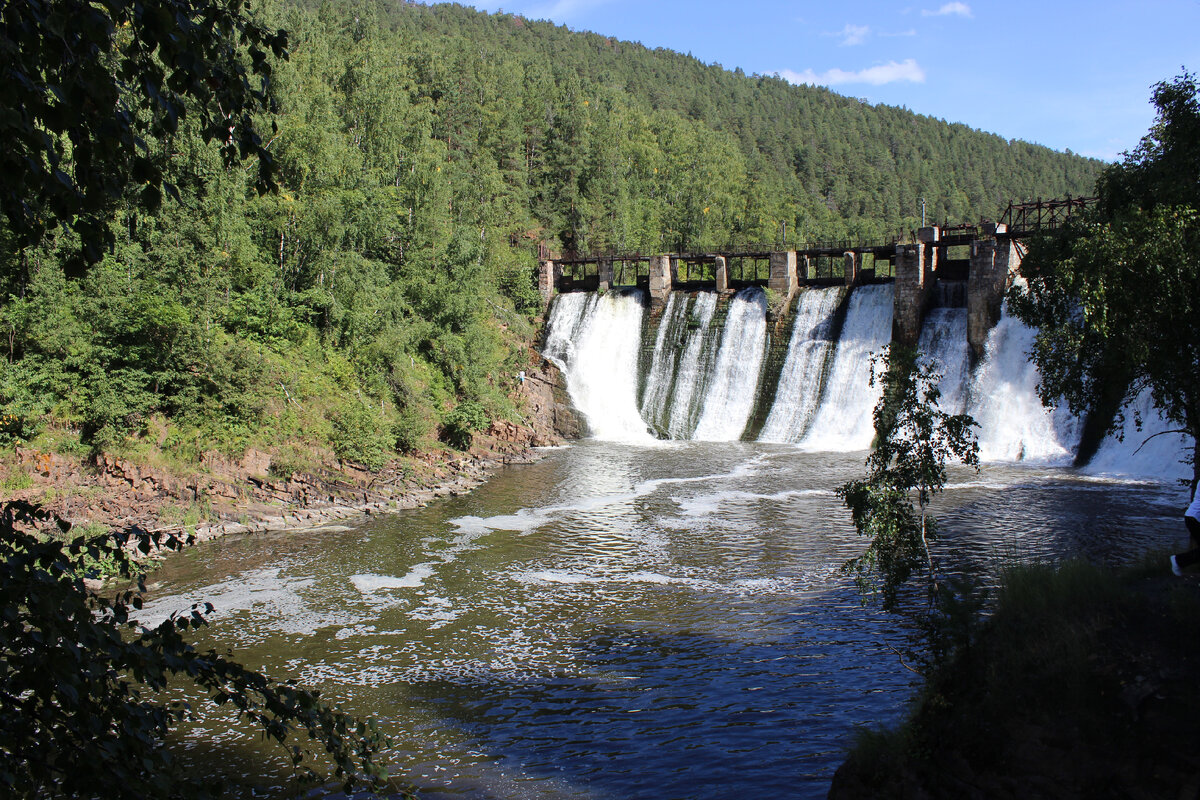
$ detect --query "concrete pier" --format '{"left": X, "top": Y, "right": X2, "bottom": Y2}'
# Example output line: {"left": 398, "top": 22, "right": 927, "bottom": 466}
{"left": 892, "top": 226, "right": 940, "bottom": 348}
{"left": 649, "top": 255, "right": 673, "bottom": 307}
{"left": 769, "top": 251, "right": 798, "bottom": 300}
{"left": 715, "top": 256, "right": 729, "bottom": 293}
{"left": 968, "top": 223, "right": 1018, "bottom": 360}
{"left": 598, "top": 258, "right": 613, "bottom": 293}
{"left": 844, "top": 252, "right": 858, "bottom": 286}
{"left": 538, "top": 259, "right": 557, "bottom": 308}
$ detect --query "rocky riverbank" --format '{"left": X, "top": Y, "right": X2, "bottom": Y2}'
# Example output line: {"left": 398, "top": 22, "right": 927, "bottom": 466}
{"left": 0, "top": 357, "right": 583, "bottom": 543}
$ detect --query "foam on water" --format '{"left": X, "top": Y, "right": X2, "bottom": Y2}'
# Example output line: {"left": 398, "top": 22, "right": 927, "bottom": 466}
{"left": 968, "top": 308, "right": 1081, "bottom": 464}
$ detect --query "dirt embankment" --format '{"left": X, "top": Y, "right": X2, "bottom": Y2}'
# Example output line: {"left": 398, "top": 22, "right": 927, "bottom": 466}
{"left": 1, "top": 357, "right": 583, "bottom": 541}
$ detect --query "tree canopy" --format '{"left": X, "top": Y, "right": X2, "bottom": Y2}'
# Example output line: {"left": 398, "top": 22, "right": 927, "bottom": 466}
{"left": 0, "top": 0, "right": 1102, "bottom": 470}
{"left": 0, "top": 0, "right": 287, "bottom": 262}
{"left": 1010, "top": 72, "right": 1200, "bottom": 483}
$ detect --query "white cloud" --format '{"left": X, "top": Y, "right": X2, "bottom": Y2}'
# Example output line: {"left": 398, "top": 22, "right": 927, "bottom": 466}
{"left": 922, "top": 2, "right": 972, "bottom": 17}
{"left": 825, "top": 23, "right": 870, "bottom": 46}
{"left": 879, "top": 28, "right": 918, "bottom": 38}
{"left": 778, "top": 59, "right": 927, "bottom": 87}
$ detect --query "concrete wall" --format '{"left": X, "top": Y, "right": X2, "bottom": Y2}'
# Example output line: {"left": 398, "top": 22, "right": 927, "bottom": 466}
{"left": 649, "top": 255, "right": 673, "bottom": 307}
{"left": 538, "top": 260, "right": 556, "bottom": 308}
{"left": 768, "top": 251, "right": 798, "bottom": 299}
{"left": 968, "top": 227, "right": 1018, "bottom": 360}
{"left": 715, "top": 256, "right": 729, "bottom": 292}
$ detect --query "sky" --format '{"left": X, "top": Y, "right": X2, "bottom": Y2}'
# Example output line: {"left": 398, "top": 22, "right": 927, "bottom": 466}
{"left": 445, "top": 0, "right": 1200, "bottom": 162}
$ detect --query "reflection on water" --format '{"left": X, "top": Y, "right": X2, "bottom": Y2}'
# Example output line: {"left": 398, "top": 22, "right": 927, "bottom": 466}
{"left": 140, "top": 442, "right": 1187, "bottom": 799}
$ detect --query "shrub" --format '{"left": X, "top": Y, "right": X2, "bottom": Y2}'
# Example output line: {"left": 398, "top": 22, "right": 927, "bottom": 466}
{"left": 440, "top": 401, "right": 489, "bottom": 450}
{"left": 330, "top": 403, "right": 391, "bottom": 471}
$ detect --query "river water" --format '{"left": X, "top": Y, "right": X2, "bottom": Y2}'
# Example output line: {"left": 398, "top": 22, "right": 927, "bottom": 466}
{"left": 139, "top": 441, "right": 1188, "bottom": 799}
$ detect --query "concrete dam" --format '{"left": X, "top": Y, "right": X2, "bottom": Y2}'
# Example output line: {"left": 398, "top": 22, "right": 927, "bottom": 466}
{"left": 539, "top": 221, "right": 1191, "bottom": 478}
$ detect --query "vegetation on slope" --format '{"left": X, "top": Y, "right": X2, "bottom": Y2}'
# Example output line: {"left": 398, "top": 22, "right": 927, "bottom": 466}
{"left": 0, "top": 0, "right": 1101, "bottom": 476}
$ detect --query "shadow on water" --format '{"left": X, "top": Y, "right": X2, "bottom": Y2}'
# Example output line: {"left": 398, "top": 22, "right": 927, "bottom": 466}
{"left": 140, "top": 443, "right": 1188, "bottom": 800}
{"left": 393, "top": 582, "right": 921, "bottom": 800}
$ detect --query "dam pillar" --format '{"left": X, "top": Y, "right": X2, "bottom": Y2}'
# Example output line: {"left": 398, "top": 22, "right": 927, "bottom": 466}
{"left": 893, "top": 240, "right": 934, "bottom": 348}
{"left": 598, "top": 258, "right": 614, "bottom": 293}
{"left": 799, "top": 255, "right": 811, "bottom": 283}
{"left": 649, "top": 254, "right": 673, "bottom": 307}
{"left": 769, "top": 250, "right": 798, "bottom": 300}
{"left": 714, "top": 256, "right": 729, "bottom": 292}
{"left": 968, "top": 224, "right": 1018, "bottom": 361}
{"left": 538, "top": 259, "right": 557, "bottom": 308}
{"left": 844, "top": 252, "right": 858, "bottom": 286}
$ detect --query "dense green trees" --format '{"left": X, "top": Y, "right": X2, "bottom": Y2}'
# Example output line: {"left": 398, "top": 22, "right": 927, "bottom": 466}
{"left": 0, "top": 0, "right": 286, "bottom": 261}
{"left": 0, "top": 0, "right": 1100, "bottom": 469}
{"left": 1012, "top": 73, "right": 1200, "bottom": 484}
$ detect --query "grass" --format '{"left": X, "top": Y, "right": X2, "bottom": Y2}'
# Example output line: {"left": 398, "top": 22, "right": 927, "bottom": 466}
{"left": 831, "top": 555, "right": 1200, "bottom": 798}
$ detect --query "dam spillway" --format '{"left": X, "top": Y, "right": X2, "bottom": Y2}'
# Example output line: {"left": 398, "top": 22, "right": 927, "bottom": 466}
{"left": 542, "top": 284, "right": 1192, "bottom": 478}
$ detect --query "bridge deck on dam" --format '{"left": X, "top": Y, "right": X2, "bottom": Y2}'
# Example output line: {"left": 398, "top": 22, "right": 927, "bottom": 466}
{"left": 538, "top": 196, "right": 1095, "bottom": 360}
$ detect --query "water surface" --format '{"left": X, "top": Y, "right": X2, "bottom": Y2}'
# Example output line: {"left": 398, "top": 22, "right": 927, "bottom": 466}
{"left": 141, "top": 442, "right": 1187, "bottom": 799}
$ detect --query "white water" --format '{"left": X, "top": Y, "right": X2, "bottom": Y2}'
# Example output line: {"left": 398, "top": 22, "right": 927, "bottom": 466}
{"left": 799, "top": 284, "right": 894, "bottom": 452}
{"left": 1085, "top": 387, "right": 1194, "bottom": 481}
{"left": 759, "top": 287, "right": 843, "bottom": 443}
{"left": 544, "top": 287, "right": 1183, "bottom": 480}
{"left": 663, "top": 292, "right": 721, "bottom": 438}
{"left": 692, "top": 288, "right": 769, "bottom": 441}
{"left": 968, "top": 308, "right": 1081, "bottom": 464}
{"left": 917, "top": 307, "right": 971, "bottom": 414}
{"left": 543, "top": 291, "right": 654, "bottom": 443}
{"left": 639, "top": 292, "right": 685, "bottom": 430}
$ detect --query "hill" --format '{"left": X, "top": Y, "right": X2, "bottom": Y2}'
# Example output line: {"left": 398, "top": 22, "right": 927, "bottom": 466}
{"left": 0, "top": 0, "right": 1102, "bottom": 510}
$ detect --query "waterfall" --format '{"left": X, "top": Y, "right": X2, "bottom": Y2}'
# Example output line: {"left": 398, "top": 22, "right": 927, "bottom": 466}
{"left": 967, "top": 307, "right": 1081, "bottom": 464}
{"left": 799, "top": 284, "right": 894, "bottom": 452}
{"left": 692, "top": 288, "right": 769, "bottom": 441}
{"left": 917, "top": 308, "right": 971, "bottom": 414}
{"left": 758, "top": 287, "right": 842, "bottom": 443}
{"left": 640, "top": 291, "right": 722, "bottom": 439}
{"left": 543, "top": 290, "right": 654, "bottom": 443}
{"left": 1084, "top": 388, "right": 1194, "bottom": 480}
{"left": 540, "top": 285, "right": 1183, "bottom": 482}
{"left": 640, "top": 293, "right": 687, "bottom": 433}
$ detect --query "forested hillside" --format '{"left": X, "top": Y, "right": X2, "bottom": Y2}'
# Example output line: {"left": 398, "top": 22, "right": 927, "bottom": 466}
{"left": 0, "top": 0, "right": 1102, "bottom": 474}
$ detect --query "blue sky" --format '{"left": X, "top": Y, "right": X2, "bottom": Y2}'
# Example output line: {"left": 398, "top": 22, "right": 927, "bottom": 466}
{"left": 447, "top": 0, "right": 1200, "bottom": 162}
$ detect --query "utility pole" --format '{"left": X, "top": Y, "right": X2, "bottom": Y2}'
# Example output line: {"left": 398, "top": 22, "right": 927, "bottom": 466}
{"left": 920, "top": 198, "right": 926, "bottom": 227}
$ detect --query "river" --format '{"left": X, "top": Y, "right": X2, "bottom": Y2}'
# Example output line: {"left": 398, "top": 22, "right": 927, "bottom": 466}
{"left": 138, "top": 441, "right": 1186, "bottom": 799}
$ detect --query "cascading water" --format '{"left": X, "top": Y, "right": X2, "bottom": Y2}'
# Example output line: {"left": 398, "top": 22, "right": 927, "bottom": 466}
{"left": 758, "top": 287, "right": 843, "bottom": 443}
{"left": 543, "top": 290, "right": 654, "bottom": 443}
{"left": 639, "top": 293, "right": 686, "bottom": 432}
{"left": 917, "top": 308, "right": 971, "bottom": 414}
{"left": 967, "top": 307, "right": 1081, "bottom": 463}
{"left": 692, "top": 288, "right": 769, "bottom": 441}
{"left": 640, "top": 292, "right": 721, "bottom": 439}
{"left": 798, "top": 284, "right": 894, "bottom": 452}
{"left": 542, "top": 284, "right": 1183, "bottom": 479}
{"left": 1085, "top": 388, "right": 1194, "bottom": 481}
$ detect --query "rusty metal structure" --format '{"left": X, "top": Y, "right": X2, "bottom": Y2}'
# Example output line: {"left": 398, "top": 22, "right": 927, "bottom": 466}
{"left": 999, "top": 196, "right": 1096, "bottom": 233}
